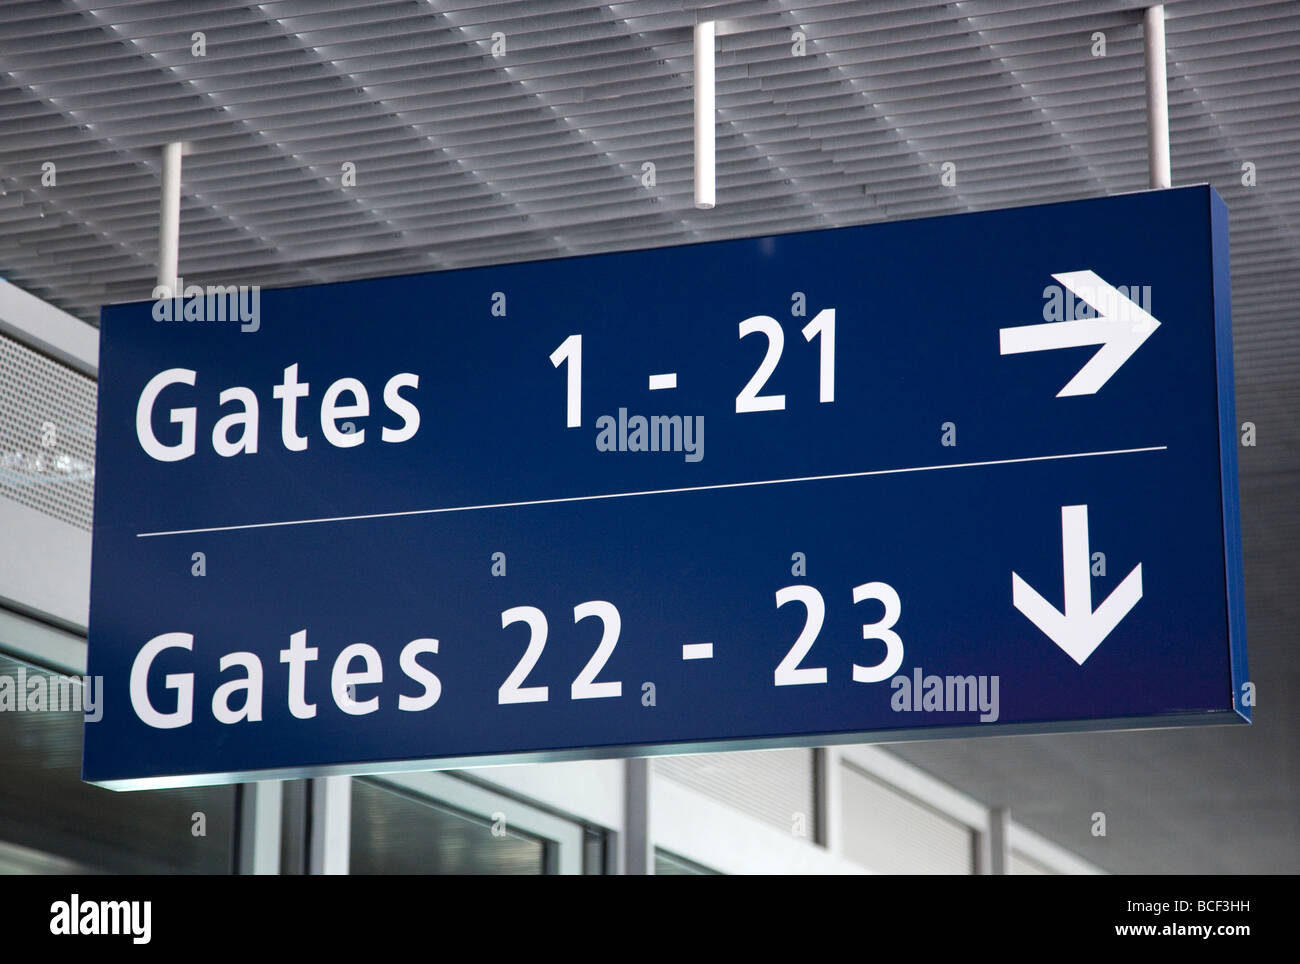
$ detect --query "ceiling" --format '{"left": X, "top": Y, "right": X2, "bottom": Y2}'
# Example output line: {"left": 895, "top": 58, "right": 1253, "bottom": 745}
{"left": 1, "top": 0, "right": 1297, "bottom": 873}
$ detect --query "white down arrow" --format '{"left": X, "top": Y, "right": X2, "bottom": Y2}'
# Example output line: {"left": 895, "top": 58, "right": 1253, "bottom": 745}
{"left": 1012, "top": 505, "right": 1143, "bottom": 666}
{"left": 1000, "top": 270, "right": 1159, "bottom": 396}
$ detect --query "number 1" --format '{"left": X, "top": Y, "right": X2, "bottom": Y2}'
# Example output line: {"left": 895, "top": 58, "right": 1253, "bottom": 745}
{"left": 802, "top": 308, "right": 835, "bottom": 403}
{"left": 550, "top": 334, "right": 582, "bottom": 428}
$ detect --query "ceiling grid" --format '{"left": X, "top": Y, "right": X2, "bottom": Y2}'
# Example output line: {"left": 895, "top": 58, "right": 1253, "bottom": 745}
{"left": 0, "top": 0, "right": 1296, "bottom": 873}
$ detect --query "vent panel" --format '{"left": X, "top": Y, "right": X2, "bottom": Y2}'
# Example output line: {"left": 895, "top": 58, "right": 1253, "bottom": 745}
{"left": 0, "top": 332, "right": 96, "bottom": 531}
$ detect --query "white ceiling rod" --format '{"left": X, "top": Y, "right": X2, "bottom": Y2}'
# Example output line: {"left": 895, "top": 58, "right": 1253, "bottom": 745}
{"left": 1144, "top": 6, "right": 1172, "bottom": 189}
{"left": 156, "top": 141, "right": 182, "bottom": 293}
{"left": 694, "top": 21, "right": 716, "bottom": 209}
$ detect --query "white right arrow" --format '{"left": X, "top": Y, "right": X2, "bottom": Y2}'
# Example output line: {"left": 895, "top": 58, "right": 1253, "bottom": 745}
{"left": 1012, "top": 504, "right": 1143, "bottom": 665}
{"left": 999, "top": 270, "right": 1160, "bottom": 396}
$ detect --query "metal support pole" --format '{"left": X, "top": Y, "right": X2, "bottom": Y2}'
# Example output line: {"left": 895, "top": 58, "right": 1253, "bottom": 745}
{"left": 623, "top": 758, "right": 653, "bottom": 874}
{"left": 236, "top": 781, "right": 284, "bottom": 874}
{"left": 694, "top": 21, "right": 716, "bottom": 209}
{"left": 979, "top": 806, "right": 1010, "bottom": 875}
{"left": 307, "top": 775, "right": 351, "bottom": 875}
{"left": 157, "top": 141, "right": 182, "bottom": 293}
{"left": 814, "top": 747, "right": 843, "bottom": 852}
{"left": 1143, "top": 6, "right": 1171, "bottom": 189}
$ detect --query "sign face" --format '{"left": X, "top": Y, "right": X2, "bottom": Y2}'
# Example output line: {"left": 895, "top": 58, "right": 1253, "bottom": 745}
{"left": 85, "top": 185, "right": 1248, "bottom": 790}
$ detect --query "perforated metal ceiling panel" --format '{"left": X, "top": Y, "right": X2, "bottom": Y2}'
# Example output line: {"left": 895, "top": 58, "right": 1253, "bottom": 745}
{"left": 656, "top": 747, "right": 816, "bottom": 836}
{"left": 0, "top": 331, "right": 95, "bottom": 530}
{"left": 840, "top": 763, "right": 974, "bottom": 874}
{"left": 1, "top": 0, "right": 1296, "bottom": 873}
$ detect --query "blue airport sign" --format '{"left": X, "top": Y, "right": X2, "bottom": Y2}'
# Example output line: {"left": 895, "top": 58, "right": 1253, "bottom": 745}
{"left": 84, "top": 185, "right": 1248, "bottom": 789}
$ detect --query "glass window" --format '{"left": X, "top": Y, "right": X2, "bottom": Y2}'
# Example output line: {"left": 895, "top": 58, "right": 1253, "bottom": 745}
{"left": 350, "top": 777, "right": 547, "bottom": 874}
{"left": 0, "top": 650, "right": 236, "bottom": 873}
{"left": 655, "top": 848, "right": 722, "bottom": 875}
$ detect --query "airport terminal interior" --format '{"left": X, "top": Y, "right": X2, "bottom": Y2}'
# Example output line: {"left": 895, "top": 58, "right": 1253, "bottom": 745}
{"left": 0, "top": 0, "right": 1297, "bottom": 874}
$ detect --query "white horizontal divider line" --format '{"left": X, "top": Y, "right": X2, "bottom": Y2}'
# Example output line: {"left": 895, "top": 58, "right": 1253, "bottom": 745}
{"left": 648, "top": 373, "right": 677, "bottom": 390}
{"left": 136, "top": 445, "right": 1167, "bottom": 538}
{"left": 682, "top": 643, "right": 714, "bottom": 660}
